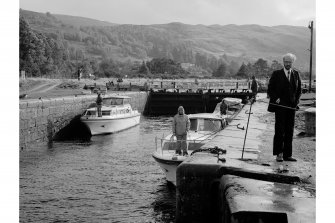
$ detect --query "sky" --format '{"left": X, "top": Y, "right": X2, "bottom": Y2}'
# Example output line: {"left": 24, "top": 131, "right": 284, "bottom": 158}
{"left": 19, "top": 0, "right": 315, "bottom": 26}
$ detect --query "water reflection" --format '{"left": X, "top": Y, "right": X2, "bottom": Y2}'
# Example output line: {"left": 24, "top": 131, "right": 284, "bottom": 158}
{"left": 152, "top": 182, "right": 176, "bottom": 223}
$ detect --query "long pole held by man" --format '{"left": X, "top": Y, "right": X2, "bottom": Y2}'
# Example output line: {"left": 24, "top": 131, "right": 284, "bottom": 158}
{"left": 267, "top": 53, "right": 302, "bottom": 162}
{"left": 241, "top": 98, "right": 255, "bottom": 159}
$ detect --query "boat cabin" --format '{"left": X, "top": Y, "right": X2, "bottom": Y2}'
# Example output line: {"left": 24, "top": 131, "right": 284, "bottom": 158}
{"left": 159, "top": 115, "right": 225, "bottom": 152}
{"left": 189, "top": 117, "right": 223, "bottom": 132}
{"left": 103, "top": 96, "right": 131, "bottom": 106}
{"left": 83, "top": 96, "right": 133, "bottom": 117}
{"left": 188, "top": 114, "right": 225, "bottom": 132}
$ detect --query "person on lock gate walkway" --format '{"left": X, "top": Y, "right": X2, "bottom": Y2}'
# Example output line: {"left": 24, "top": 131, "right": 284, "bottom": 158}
{"left": 251, "top": 75, "right": 258, "bottom": 101}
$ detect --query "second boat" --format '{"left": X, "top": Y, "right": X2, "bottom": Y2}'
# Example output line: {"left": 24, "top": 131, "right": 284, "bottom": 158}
{"left": 81, "top": 95, "right": 141, "bottom": 135}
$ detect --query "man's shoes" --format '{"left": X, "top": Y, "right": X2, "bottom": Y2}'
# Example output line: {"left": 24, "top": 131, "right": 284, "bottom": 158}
{"left": 283, "top": 157, "right": 297, "bottom": 161}
{"left": 276, "top": 153, "right": 283, "bottom": 162}
{"left": 276, "top": 156, "right": 283, "bottom": 162}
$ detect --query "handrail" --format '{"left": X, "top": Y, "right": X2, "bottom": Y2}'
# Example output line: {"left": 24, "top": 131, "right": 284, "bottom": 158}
{"left": 189, "top": 129, "right": 222, "bottom": 141}
{"left": 155, "top": 136, "right": 209, "bottom": 153}
{"left": 155, "top": 137, "right": 205, "bottom": 142}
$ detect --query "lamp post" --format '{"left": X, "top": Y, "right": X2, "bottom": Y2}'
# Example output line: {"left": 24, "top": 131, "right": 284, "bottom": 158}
{"left": 308, "top": 21, "right": 313, "bottom": 93}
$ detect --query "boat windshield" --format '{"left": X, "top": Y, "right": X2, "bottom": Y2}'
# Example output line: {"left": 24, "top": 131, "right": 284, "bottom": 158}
{"left": 86, "top": 110, "right": 96, "bottom": 116}
{"left": 190, "top": 119, "right": 198, "bottom": 131}
{"left": 190, "top": 118, "right": 222, "bottom": 131}
{"left": 110, "top": 98, "right": 124, "bottom": 105}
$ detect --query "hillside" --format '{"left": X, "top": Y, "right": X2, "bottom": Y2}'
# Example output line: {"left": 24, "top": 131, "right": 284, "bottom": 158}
{"left": 19, "top": 9, "right": 315, "bottom": 73}
{"left": 53, "top": 14, "right": 117, "bottom": 27}
{"left": 20, "top": 9, "right": 117, "bottom": 27}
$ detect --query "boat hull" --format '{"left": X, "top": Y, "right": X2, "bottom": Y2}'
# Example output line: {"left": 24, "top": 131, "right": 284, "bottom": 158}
{"left": 152, "top": 152, "right": 186, "bottom": 186}
{"left": 81, "top": 114, "right": 140, "bottom": 135}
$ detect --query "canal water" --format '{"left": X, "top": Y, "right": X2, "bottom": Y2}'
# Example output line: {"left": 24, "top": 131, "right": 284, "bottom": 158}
{"left": 20, "top": 116, "right": 176, "bottom": 223}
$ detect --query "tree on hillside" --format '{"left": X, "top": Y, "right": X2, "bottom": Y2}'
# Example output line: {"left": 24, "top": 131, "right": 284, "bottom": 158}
{"left": 139, "top": 61, "right": 150, "bottom": 75}
{"left": 228, "top": 60, "right": 240, "bottom": 76}
{"left": 145, "top": 58, "right": 188, "bottom": 76}
{"left": 90, "top": 59, "right": 100, "bottom": 75}
{"left": 75, "top": 49, "right": 85, "bottom": 61}
{"left": 195, "top": 52, "right": 208, "bottom": 69}
{"left": 270, "top": 60, "right": 282, "bottom": 72}
{"left": 213, "top": 63, "right": 228, "bottom": 78}
{"left": 78, "top": 59, "right": 99, "bottom": 77}
{"left": 208, "top": 56, "right": 219, "bottom": 72}
{"left": 236, "top": 63, "right": 248, "bottom": 78}
{"left": 253, "top": 58, "right": 269, "bottom": 77}
{"left": 246, "top": 62, "right": 254, "bottom": 77}
{"left": 172, "top": 47, "right": 181, "bottom": 62}
{"left": 20, "top": 17, "right": 44, "bottom": 76}
{"left": 98, "top": 59, "right": 120, "bottom": 77}
{"left": 20, "top": 16, "right": 70, "bottom": 77}
{"left": 220, "top": 53, "right": 229, "bottom": 62}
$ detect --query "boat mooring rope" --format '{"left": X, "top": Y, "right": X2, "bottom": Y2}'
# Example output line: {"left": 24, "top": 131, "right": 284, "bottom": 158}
{"left": 190, "top": 146, "right": 226, "bottom": 156}
{"left": 191, "top": 146, "right": 227, "bottom": 163}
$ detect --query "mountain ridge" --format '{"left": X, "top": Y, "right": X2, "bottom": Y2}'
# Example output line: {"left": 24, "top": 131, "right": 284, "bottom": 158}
{"left": 19, "top": 9, "right": 315, "bottom": 73}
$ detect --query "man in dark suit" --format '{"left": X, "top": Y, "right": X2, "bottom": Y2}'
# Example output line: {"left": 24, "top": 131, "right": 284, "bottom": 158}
{"left": 267, "top": 53, "right": 302, "bottom": 162}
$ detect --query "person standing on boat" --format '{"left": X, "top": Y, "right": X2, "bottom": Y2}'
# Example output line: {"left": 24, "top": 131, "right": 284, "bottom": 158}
{"left": 220, "top": 99, "right": 228, "bottom": 115}
{"left": 251, "top": 75, "right": 258, "bottom": 101}
{"left": 96, "top": 93, "right": 103, "bottom": 117}
{"left": 267, "top": 53, "right": 302, "bottom": 162}
{"left": 172, "top": 106, "right": 190, "bottom": 156}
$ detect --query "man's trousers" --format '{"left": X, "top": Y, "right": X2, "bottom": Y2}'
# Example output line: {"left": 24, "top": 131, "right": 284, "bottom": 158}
{"left": 273, "top": 108, "right": 296, "bottom": 158}
{"left": 176, "top": 134, "right": 187, "bottom": 154}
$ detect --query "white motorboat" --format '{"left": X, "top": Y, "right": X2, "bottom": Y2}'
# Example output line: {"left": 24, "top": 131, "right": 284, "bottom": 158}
{"left": 152, "top": 98, "right": 243, "bottom": 186}
{"left": 81, "top": 95, "right": 141, "bottom": 135}
{"left": 152, "top": 113, "right": 227, "bottom": 186}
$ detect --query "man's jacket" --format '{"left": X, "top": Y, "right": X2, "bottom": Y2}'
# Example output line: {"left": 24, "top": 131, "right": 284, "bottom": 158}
{"left": 267, "top": 68, "right": 301, "bottom": 112}
{"left": 172, "top": 114, "right": 190, "bottom": 136}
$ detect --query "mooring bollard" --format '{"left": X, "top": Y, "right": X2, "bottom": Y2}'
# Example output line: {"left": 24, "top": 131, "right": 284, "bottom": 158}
{"left": 304, "top": 108, "right": 316, "bottom": 135}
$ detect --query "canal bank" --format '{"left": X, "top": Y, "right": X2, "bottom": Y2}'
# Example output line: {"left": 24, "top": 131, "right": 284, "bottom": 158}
{"left": 19, "top": 92, "right": 148, "bottom": 150}
{"left": 176, "top": 94, "right": 316, "bottom": 222}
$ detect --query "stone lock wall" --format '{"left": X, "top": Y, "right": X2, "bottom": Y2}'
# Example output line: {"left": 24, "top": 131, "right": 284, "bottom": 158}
{"left": 19, "top": 92, "right": 148, "bottom": 150}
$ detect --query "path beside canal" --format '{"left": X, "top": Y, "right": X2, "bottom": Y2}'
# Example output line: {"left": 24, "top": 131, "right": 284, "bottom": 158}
{"left": 203, "top": 93, "right": 316, "bottom": 191}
